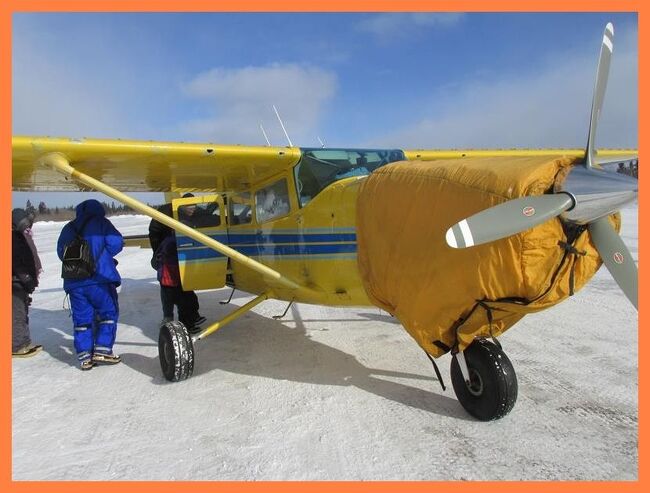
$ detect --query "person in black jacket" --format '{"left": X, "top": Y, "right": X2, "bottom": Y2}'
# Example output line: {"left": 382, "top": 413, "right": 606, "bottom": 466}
{"left": 148, "top": 194, "right": 205, "bottom": 331}
{"left": 12, "top": 208, "right": 42, "bottom": 357}
{"left": 148, "top": 202, "right": 174, "bottom": 255}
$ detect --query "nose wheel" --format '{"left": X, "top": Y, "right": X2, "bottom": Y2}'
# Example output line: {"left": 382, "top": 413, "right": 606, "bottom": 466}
{"left": 450, "top": 338, "right": 518, "bottom": 421}
{"left": 158, "top": 321, "right": 194, "bottom": 382}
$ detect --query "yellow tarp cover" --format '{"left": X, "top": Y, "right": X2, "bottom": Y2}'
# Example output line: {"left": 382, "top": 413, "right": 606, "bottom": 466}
{"left": 357, "top": 156, "right": 618, "bottom": 357}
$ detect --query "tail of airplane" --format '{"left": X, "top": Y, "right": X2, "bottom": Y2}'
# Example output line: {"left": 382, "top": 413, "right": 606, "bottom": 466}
{"left": 445, "top": 22, "right": 638, "bottom": 309}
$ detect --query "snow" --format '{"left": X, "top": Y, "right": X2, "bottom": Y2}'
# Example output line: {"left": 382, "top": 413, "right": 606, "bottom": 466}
{"left": 12, "top": 208, "right": 638, "bottom": 480}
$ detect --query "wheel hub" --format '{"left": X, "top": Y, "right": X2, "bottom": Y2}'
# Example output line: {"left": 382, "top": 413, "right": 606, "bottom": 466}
{"left": 162, "top": 340, "right": 173, "bottom": 365}
{"left": 466, "top": 368, "right": 484, "bottom": 396}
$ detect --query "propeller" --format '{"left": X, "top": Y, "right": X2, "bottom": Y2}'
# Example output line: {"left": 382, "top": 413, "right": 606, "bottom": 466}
{"left": 588, "top": 217, "right": 638, "bottom": 309}
{"left": 445, "top": 194, "right": 574, "bottom": 249}
{"left": 585, "top": 22, "right": 614, "bottom": 169}
{"left": 444, "top": 23, "right": 638, "bottom": 309}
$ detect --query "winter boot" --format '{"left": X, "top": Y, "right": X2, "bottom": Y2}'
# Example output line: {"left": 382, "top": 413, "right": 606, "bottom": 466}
{"left": 187, "top": 325, "right": 203, "bottom": 335}
{"left": 182, "top": 314, "right": 207, "bottom": 335}
{"left": 12, "top": 344, "right": 43, "bottom": 358}
{"left": 92, "top": 352, "right": 122, "bottom": 365}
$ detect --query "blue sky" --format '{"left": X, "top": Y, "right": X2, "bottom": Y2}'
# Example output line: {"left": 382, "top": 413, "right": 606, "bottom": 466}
{"left": 11, "top": 12, "right": 638, "bottom": 208}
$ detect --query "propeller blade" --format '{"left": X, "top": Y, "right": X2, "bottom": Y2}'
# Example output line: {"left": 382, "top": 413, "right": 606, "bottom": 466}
{"left": 585, "top": 22, "right": 614, "bottom": 169}
{"left": 446, "top": 194, "right": 574, "bottom": 249}
{"left": 588, "top": 216, "right": 638, "bottom": 309}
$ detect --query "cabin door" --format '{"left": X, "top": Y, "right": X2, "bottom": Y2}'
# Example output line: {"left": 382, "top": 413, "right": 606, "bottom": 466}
{"left": 172, "top": 194, "right": 228, "bottom": 291}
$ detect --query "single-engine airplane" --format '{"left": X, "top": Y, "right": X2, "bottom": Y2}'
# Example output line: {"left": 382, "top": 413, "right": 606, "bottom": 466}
{"left": 11, "top": 23, "right": 637, "bottom": 421}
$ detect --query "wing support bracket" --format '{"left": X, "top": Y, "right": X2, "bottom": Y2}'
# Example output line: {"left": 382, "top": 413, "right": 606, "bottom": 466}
{"left": 220, "top": 288, "right": 236, "bottom": 305}
{"left": 39, "top": 152, "right": 310, "bottom": 294}
{"left": 272, "top": 300, "right": 293, "bottom": 320}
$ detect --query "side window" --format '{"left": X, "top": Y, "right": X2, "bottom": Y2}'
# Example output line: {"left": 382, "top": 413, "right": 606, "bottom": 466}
{"left": 178, "top": 201, "right": 221, "bottom": 228}
{"left": 294, "top": 161, "right": 320, "bottom": 207}
{"left": 255, "top": 178, "right": 290, "bottom": 223}
{"left": 228, "top": 192, "right": 252, "bottom": 226}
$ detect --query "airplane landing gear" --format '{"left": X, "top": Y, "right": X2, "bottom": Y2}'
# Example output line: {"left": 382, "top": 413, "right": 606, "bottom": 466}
{"left": 450, "top": 338, "right": 518, "bottom": 421}
{"left": 158, "top": 321, "right": 194, "bottom": 382}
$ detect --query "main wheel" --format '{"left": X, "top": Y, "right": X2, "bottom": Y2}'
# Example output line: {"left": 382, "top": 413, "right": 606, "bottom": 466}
{"left": 450, "top": 338, "right": 518, "bottom": 421}
{"left": 158, "top": 321, "right": 194, "bottom": 382}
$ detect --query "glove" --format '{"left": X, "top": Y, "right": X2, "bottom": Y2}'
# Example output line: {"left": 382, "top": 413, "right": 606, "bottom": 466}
{"left": 17, "top": 273, "right": 37, "bottom": 293}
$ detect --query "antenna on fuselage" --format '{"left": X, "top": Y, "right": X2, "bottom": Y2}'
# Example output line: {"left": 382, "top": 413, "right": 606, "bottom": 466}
{"left": 317, "top": 136, "right": 326, "bottom": 148}
{"left": 272, "top": 105, "right": 293, "bottom": 148}
{"left": 260, "top": 123, "right": 271, "bottom": 146}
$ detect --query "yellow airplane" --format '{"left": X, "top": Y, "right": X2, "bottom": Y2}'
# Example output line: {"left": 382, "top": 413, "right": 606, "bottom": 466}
{"left": 11, "top": 23, "right": 637, "bottom": 421}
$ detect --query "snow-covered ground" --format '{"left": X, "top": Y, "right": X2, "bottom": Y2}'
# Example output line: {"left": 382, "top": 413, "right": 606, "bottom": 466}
{"left": 12, "top": 207, "right": 638, "bottom": 480}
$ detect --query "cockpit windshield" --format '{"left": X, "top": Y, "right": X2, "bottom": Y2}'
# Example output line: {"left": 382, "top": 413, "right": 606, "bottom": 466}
{"left": 294, "top": 148, "right": 406, "bottom": 207}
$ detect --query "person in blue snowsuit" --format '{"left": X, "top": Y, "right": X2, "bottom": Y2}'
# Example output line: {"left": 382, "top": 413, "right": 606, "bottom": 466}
{"left": 57, "top": 200, "right": 124, "bottom": 370}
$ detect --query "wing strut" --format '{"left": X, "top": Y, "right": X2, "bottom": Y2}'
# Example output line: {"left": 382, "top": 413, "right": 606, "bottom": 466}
{"left": 40, "top": 152, "right": 307, "bottom": 293}
{"left": 193, "top": 292, "right": 269, "bottom": 341}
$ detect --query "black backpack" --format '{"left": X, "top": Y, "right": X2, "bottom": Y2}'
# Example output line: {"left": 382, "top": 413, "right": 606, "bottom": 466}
{"left": 61, "top": 218, "right": 96, "bottom": 280}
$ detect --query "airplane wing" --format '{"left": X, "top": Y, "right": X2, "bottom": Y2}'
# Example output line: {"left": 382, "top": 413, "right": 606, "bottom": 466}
{"left": 12, "top": 136, "right": 301, "bottom": 192}
{"left": 12, "top": 136, "right": 317, "bottom": 296}
{"left": 15, "top": 136, "right": 637, "bottom": 193}
{"left": 403, "top": 148, "right": 637, "bottom": 162}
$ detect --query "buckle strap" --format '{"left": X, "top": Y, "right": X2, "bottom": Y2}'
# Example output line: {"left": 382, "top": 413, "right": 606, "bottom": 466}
{"left": 558, "top": 240, "right": 587, "bottom": 257}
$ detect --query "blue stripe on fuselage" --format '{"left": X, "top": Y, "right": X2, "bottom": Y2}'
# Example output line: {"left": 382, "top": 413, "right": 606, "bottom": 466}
{"left": 228, "top": 233, "right": 357, "bottom": 244}
{"left": 176, "top": 230, "right": 358, "bottom": 261}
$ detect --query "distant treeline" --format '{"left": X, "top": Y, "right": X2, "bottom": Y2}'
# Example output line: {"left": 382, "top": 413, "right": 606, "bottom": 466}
{"left": 23, "top": 200, "right": 161, "bottom": 222}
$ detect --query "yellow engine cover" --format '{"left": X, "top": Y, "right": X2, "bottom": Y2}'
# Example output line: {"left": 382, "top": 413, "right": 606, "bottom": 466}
{"left": 356, "top": 156, "right": 619, "bottom": 357}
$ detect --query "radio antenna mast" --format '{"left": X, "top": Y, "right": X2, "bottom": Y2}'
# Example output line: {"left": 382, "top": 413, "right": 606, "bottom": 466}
{"left": 273, "top": 105, "right": 293, "bottom": 147}
{"left": 259, "top": 123, "right": 271, "bottom": 146}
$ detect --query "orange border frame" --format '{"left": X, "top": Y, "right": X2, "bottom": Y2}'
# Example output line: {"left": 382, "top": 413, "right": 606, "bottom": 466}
{"left": 2, "top": 1, "right": 644, "bottom": 491}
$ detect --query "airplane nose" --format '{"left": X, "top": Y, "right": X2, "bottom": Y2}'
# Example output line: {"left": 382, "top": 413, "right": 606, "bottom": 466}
{"left": 558, "top": 165, "right": 638, "bottom": 224}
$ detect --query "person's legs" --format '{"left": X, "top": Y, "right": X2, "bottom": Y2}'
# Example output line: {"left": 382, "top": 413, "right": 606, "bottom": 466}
{"left": 69, "top": 286, "right": 95, "bottom": 368}
{"left": 187, "top": 290, "right": 206, "bottom": 326}
{"left": 12, "top": 283, "right": 33, "bottom": 353}
{"left": 12, "top": 283, "right": 30, "bottom": 351}
{"left": 178, "top": 289, "right": 205, "bottom": 333}
{"left": 186, "top": 290, "right": 200, "bottom": 316}
{"left": 178, "top": 289, "right": 200, "bottom": 325}
{"left": 160, "top": 283, "right": 175, "bottom": 320}
{"left": 89, "top": 284, "right": 120, "bottom": 364}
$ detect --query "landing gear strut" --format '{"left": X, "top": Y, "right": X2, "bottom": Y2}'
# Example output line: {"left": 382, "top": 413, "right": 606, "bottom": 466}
{"left": 450, "top": 338, "right": 518, "bottom": 421}
{"left": 157, "top": 293, "right": 270, "bottom": 382}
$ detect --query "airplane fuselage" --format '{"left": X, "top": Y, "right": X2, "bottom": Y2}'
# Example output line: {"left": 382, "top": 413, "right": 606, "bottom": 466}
{"left": 175, "top": 148, "right": 394, "bottom": 306}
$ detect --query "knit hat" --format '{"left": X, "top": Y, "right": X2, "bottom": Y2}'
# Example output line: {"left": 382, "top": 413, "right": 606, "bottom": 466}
{"left": 12, "top": 208, "right": 32, "bottom": 232}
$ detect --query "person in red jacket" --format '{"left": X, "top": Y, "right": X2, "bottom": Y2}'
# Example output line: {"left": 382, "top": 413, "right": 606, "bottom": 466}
{"left": 148, "top": 193, "right": 205, "bottom": 330}
{"left": 154, "top": 235, "right": 205, "bottom": 333}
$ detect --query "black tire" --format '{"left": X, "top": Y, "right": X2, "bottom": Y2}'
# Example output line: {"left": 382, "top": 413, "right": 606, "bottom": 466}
{"left": 158, "top": 321, "right": 194, "bottom": 382}
{"left": 450, "top": 338, "right": 518, "bottom": 421}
